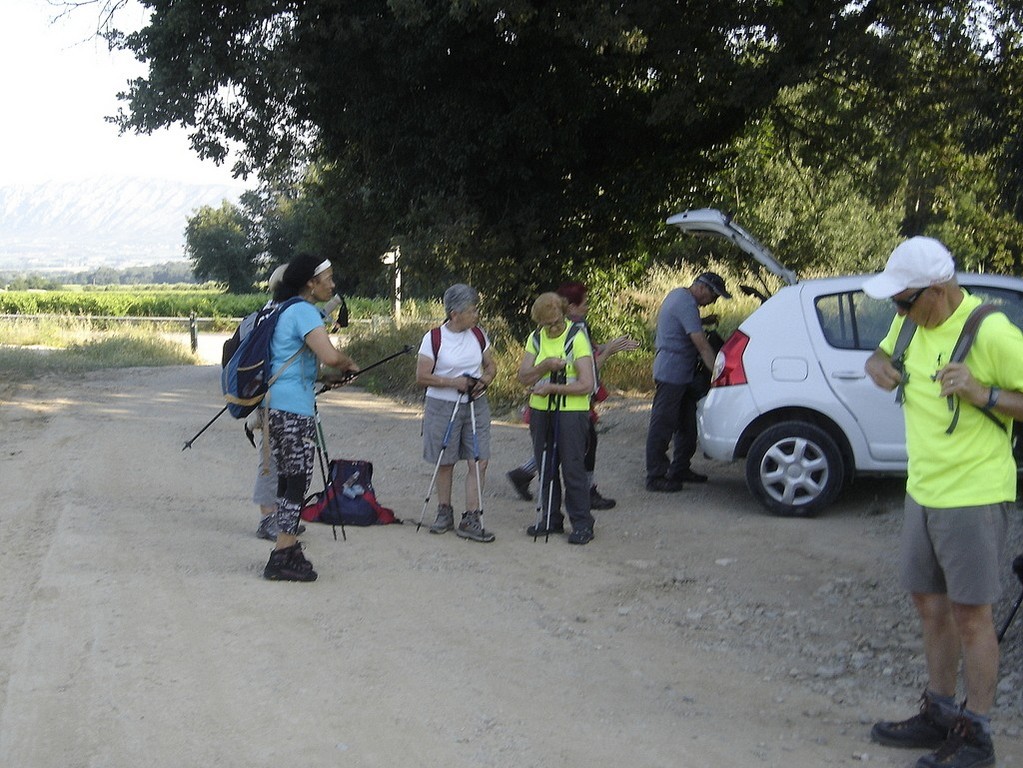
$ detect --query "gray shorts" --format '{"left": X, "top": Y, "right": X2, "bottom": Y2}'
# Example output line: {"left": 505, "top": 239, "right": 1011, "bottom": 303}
{"left": 252, "top": 448, "right": 278, "bottom": 507}
{"left": 422, "top": 395, "right": 491, "bottom": 465}
{"left": 899, "top": 496, "right": 1009, "bottom": 605}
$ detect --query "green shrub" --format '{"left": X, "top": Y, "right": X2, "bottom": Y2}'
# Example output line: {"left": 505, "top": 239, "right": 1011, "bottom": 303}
{"left": 341, "top": 319, "right": 529, "bottom": 414}
{"left": 339, "top": 314, "right": 655, "bottom": 411}
{"left": 0, "top": 330, "right": 194, "bottom": 381}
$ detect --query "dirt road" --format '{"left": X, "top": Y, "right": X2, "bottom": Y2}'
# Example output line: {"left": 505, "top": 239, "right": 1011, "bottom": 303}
{"left": 0, "top": 363, "right": 1019, "bottom": 767}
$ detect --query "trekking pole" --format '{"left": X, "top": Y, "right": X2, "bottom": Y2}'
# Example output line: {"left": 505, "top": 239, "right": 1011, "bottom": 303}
{"left": 314, "top": 404, "right": 346, "bottom": 541}
{"left": 533, "top": 396, "right": 551, "bottom": 542}
{"left": 182, "top": 404, "right": 229, "bottom": 451}
{"left": 466, "top": 377, "right": 484, "bottom": 517}
{"left": 997, "top": 554, "right": 1023, "bottom": 643}
{"left": 182, "top": 347, "right": 413, "bottom": 452}
{"left": 533, "top": 370, "right": 565, "bottom": 543}
{"left": 316, "top": 345, "right": 415, "bottom": 395}
{"left": 415, "top": 395, "right": 465, "bottom": 532}
{"left": 543, "top": 372, "right": 564, "bottom": 543}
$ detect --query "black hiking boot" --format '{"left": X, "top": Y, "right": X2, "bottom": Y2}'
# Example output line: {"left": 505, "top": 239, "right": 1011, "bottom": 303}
{"left": 916, "top": 715, "right": 995, "bottom": 768}
{"left": 568, "top": 527, "right": 595, "bottom": 545}
{"left": 589, "top": 485, "right": 616, "bottom": 510}
{"left": 507, "top": 468, "right": 534, "bottom": 500}
{"left": 646, "top": 476, "right": 684, "bottom": 492}
{"left": 263, "top": 544, "right": 318, "bottom": 582}
{"left": 871, "top": 692, "right": 951, "bottom": 749}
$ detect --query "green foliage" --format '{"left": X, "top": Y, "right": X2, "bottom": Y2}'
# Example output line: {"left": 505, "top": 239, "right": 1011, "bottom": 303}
{"left": 0, "top": 290, "right": 261, "bottom": 319}
{"left": 2, "top": 263, "right": 201, "bottom": 289}
{"left": 185, "top": 201, "right": 258, "bottom": 293}
{"left": 3, "top": 274, "right": 62, "bottom": 290}
{"left": 339, "top": 303, "right": 667, "bottom": 411}
{"left": 340, "top": 319, "right": 532, "bottom": 414}
{"left": 339, "top": 323, "right": 427, "bottom": 403}
{"left": 117, "top": 1, "right": 950, "bottom": 319}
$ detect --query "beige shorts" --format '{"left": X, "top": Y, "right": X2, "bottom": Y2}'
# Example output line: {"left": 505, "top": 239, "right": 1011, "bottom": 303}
{"left": 899, "top": 496, "right": 1009, "bottom": 605}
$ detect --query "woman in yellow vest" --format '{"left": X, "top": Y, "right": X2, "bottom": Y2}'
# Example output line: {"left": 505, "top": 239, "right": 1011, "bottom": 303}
{"left": 516, "top": 292, "right": 596, "bottom": 544}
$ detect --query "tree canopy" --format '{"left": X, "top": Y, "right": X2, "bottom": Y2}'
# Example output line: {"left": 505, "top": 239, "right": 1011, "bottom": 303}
{"left": 98, "top": 1, "right": 1023, "bottom": 311}
{"left": 184, "top": 200, "right": 257, "bottom": 292}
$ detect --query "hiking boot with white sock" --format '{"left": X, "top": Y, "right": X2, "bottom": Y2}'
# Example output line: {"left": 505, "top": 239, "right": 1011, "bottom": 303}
{"left": 871, "top": 691, "right": 952, "bottom": 749}
{"left": 456, "top": 510, "right": 495, "bottom": 542}
{"left": 916, "top": 715, "right": 995, "bottom": 768}
{"left": 429, "top": 503, "right": 454, "bottom": 534}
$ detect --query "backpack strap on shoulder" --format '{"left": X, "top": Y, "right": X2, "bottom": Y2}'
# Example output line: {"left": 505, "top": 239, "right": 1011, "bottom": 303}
{"left": 945, "top": 304, "right": 1006, "bottom": 434}
{"left": 430, "top": 325, "right": 484, "bottom": 374}
{"left": 564, "top": 321, "right": 598, "bottom": 395}
{"left": 429, "top": 326, "right": 442, "bottom": 373}
{"left": 891, "top": 318, "right": 917, "bottom": 405}
{"left": 529, "top": 328, "right": 541, "bottom": 354}
{"left": 563, "top": 321, "right": 583, "bottom": 356}
{"left": 470, "top": 326, "right": 486, "bottom": 351}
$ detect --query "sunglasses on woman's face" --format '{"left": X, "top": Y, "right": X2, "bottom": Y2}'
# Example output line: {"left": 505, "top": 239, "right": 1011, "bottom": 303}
{"left": 892, "top": 286, "right": 928, "bottom": 312}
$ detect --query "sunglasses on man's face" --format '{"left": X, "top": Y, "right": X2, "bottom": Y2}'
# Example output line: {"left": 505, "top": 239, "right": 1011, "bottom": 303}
{"left": 892, "top": 286, "right": 928, "bottom": 312}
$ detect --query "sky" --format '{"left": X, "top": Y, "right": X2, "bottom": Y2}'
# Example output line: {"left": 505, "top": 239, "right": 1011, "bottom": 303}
{"left": 0, "top": 0, "right": 241, "bottom": 187}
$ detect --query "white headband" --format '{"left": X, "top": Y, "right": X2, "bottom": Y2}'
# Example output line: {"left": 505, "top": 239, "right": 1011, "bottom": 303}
{"left": 315, "top": 259, "right": 332, "bottom": 276}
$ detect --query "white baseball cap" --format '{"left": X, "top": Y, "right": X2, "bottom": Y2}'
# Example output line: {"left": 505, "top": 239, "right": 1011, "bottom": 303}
{"left": 268, "top": 264, "right": 288, "bottom": 292}
{"left": 862, "top": 236, "right": 955, "bottom": 299}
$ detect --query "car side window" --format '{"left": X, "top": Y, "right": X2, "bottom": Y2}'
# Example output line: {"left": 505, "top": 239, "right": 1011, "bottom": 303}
{"left": 815, "top": 291, "right": 895, "bottom": 351}
{"left": 962, "top": 285, "right": 1023, "bottom": 331}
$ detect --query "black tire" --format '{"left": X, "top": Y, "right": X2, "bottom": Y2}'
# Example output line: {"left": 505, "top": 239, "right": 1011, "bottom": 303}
{"left": 745, "top": 421, "right": 846, "bottom": 517}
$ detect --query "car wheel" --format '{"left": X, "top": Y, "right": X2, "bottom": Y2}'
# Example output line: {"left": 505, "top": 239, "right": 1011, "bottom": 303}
{"left": 745, "top": 421, "right": 846, "bottom": 517}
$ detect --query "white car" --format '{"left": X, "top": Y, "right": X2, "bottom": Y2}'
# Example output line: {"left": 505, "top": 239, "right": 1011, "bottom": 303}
{"left": 667, "top": 208, "right": 1023, "bottom": 516}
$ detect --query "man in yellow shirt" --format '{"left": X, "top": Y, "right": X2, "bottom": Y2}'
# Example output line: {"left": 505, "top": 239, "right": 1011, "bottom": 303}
{"left": 864, "top": 237, "right": 1023, "bottom": 768}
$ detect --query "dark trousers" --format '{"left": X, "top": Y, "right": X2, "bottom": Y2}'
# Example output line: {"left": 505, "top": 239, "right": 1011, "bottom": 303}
{"left": 585, "top": 418, "right": 597, "bottom": 474}
{"left": 645, "top": 380, "right": 698, "bottom": 481}
{"left": 530, "top": 409, "right": 594, "bottom": 532}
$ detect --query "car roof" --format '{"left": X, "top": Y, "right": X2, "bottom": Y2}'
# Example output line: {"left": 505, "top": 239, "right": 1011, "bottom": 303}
{"left": 794, "top": 272, "right": 1023, "bottom": 295}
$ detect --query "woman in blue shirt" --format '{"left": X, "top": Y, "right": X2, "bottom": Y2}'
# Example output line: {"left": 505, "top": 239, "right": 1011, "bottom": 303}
{"left": 263, "top": 255, "right": 358, "bottom": 582}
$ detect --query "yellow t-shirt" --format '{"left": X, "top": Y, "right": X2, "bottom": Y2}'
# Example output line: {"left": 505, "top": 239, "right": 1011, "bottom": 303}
{"left": 526, "top": 320, "right": 594, "bottom": 412}
{"left": 879, "top": 293, "right": 1023, "bottom": 507}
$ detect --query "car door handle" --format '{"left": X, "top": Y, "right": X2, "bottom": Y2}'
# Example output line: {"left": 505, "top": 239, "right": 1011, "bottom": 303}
{"left": 831, "top": 371, "right": 866, "bottom": 380}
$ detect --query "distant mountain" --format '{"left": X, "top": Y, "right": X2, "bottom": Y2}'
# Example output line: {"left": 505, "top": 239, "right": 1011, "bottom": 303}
{"left": 0, "top": 177, "right": 245, "bottom": 272}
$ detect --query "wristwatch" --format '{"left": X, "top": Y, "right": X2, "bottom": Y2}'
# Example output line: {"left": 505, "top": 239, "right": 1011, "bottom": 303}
{"left": 983, "top": 386, "right": 1001, "bottom": 411}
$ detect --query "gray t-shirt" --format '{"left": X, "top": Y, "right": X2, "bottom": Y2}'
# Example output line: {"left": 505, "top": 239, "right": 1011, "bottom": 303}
{"left": 652, "top": 286, "right": 702, "bottom": 385}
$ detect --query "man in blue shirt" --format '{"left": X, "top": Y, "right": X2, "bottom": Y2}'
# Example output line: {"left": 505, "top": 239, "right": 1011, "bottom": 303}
{"left": 645, "top": 272, "right": 730, "bottom": 492}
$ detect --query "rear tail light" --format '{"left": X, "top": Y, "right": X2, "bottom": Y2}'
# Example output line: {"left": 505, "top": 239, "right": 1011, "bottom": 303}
{"left": 712, "top": 330, "right": 749, "bottom": 387}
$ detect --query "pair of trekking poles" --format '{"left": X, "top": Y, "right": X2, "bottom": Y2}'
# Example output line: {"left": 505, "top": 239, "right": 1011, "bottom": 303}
{"left": 416, "top": 375, "right": 487, "bottom": 532}
{"left": 413, "top": 370, "right": 567, "bottom": 541}
{"left": 533, "top": 370, "right": 567, "bottom": 542}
